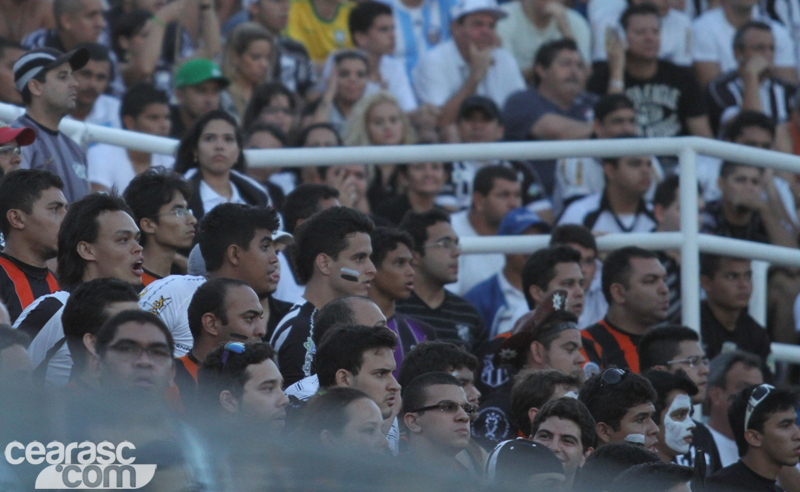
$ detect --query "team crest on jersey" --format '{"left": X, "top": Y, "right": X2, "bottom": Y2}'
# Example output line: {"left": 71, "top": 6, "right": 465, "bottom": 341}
{"left": 73, "top": 162, "right": 88, "bottom": 179}
{"left": 148, "top": 296, "right": 170, "bottom": 314}
{"left": 456, "top": 324, "right": 470, "bottom": 342}
{"left": 475, "top": 406, "right": 510, "bottom": 441}
{"left": 481, "top": 354, "right": 509, "bottom": 388}
{"left": 334, "top": 29, "right": 346, "bottom": 44}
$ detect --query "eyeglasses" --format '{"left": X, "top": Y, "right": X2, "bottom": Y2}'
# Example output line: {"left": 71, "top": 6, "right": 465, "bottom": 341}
{"left": 424, "top": 237, "right": 460, "bottom": 251}
{"left": 744, "top": 384, "right": 775, "bottom": 433}
{"left": 666, "top": 355, "right": 710, "bottom": 368}
{"left": 599, "top": 368, "right": 627, "bottom": 389}
{"left": 107, "top": 340, "right": 172, "bottom": 360}
{"left": 221, "top": 342, "right": 246, "bottom": 368}
{"left": 152, "top": 208, "right": 194, "bottom": 219}
{"left": 409, "top": 400, "right": 478, "bottom": 416}
{"left": 260, "top": 107, "right": 293, "bottom": 116}
{"left": 0, "top": 145, "right": 21, "bottom": 157}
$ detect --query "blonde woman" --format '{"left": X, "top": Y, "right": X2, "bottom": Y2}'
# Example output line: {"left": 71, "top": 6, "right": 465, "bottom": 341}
{"left": 223, "top": 22, "right": 274, "bottom": 118}
{"left": 343, "top": 91, "right": 417, "bottom": 209}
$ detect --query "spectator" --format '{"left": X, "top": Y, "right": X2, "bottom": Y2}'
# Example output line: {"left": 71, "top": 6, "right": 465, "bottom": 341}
{"left": 412, "top": 0, "right": 524, "bottom": 130}
{"left": 269, "top": 206, "right": 376, "bottom": 386}
{"left": 553, "top": 94, "right": 645, "bottom": 215}
{"left": 89, "top": 83, "right": 174, "bottom": 193}
{"left": 242, "top": 122, "right": 289, "bottom": 209}
{"left": 385, "top": 0, "right": 458, "bottom": 80}
{"left": 170, "top": 58, "right": 229, "bottom": 139}
{"left": 438, "top": 96, "right": 551, "bottom": 214}
{"left": 174, "top": 110, "right": 271, "bottom": 221}
{"left": 549, "top": 224, "right": 607, "bottom": 328}
{"left": 294, "top": 123, "right": 343, "bottom": 187}
{"left": 559, "top": 153, "right": 657, "bottom": 234}
{"left": 707, "top": 384, "right": 800, "bottom": 492}
{"left": 531, "top": 397, "right": 598, "bottom": 492}
{"left": 579, "top": 368, "right": 659, "bottom": 452}
{"left": 94, "top": 309, "right": 174, "bottom": 395}
{"left": 367, "top": 227, "right": 437, "bottom": 370}
{"left": 273, "top": 183, "right": 340, "bottom": 305}
{"left": 0, "top": 170, "right": 64, "bottom": 322}
{"left": 398, "top": 341, "right": 480, "bottom": 405}
{"left": 123, "top": 169, "right": 195, "bottom": 284}
{"left": 222, "top": 22, "right": 273, "bottom": 118}
{"left": 612, "top": 462, "right": 695, "bottom": 492}
{"left": 582, "top": 247, "right": 669, "bottom": 372}
{"left": 465, "top": 208, "right": 550, "bottom": 338}
{"left": 638, "top": 326, "right": 711, "bottom": 406}
{"left": 0, "top": 125, "right": 36, "bottom": 176}
{"left": 348, "top": 2, "right": 418, "bottom": 112}
{"left": 286, "top": 0, "right": 354, "bottom": 64}
{"left": 13, "top": 194, "right": 143, "bottom": 386}
{"left": 0, "top": 324, "right": 31, "bottom": 385}
{"left": 520, "top": 246, "right": 585, "bottom": 319}
{"left": 692, "top": 0, "right": 797, "bottom": 89}
{"left": 450, "top": 166, "right": 522, "bottom": 294}
{"left": 22, "top": 0, "right": 106, "bottom": 55}
{"left": 197, "top": 340, "right": 289, "bottom": 430}
{"left": 67, "top": 43, "right": 120, "bottom": 129}
{"left": 652, "top": 175, "right": 705, "bottom": 324}
{"left": 503, "top": 39, "right": 596, "bottom": 143}
{"left": 641, "top": 370, "right": 698, "bottom": 464}
{"left": 0, "top": 38, "right": 25, "bottom": 106}
{"left": 298, "top": 387, "right": 389, "bottom": 455}
{"left": 140, "top": 203, "right": 284, "bottom": 356}
{"left": 401, "top": 372, "right": 475, "bottom": 469}
{"left": 243, "top": 0, "right": 316, "bottom": 97}
{"left": 374, "top": 162, "right": 446, "bottom": 225}
{"left": 314, "top": 50, "right": 370, "bottom": 134}
{"left": 497, "top": 0, "right": 591, "bottom": 82}
{"left": 591, "top": 0, "right": 693, "bottom": 67}
{"left": 0, "top": 2, "right": 54, "bottom": 44}
{"left": 12, "top": 47, "right": 90, "bottom": 203}
{"left": 484, "top": 439, "right": 566, "bottom": 489}
{"left": 396, "top": 209, "right": 484, "bottom": 351}
{"left": 589, "top": 4, "right": 712, "bottom": 139}
{"left": 700, "top": 254, "right": 771, "bottom": 361}
{"left": 573, "top": 442, "right": 660, "bottom": 492}
{"left": 61, "top": 278, "right": 140, "bottom": 390}
{"left": 242, "top": 82, "right": 296, "bottom": 136}
{"left": 706, "top": 351, "right": 765, "bottom": 468}
{"left": 708, "top": 21, "right": 796, "bottom": 148}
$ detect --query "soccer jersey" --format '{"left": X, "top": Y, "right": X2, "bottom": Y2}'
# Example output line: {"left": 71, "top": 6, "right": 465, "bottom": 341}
{"left": 0, "top": 252, "right": 60, "bottom": 323}
{"left": 139, "top": 274, "right": 208, "bottom": 357}
{"left": 286, "top": 0, "right": 354, "bottom": 61}
{"left": 269, "top": 301, "right": 319, "bottom": 386}
{"left": 13, "top": 291, "right": 71, "bottom": 386}
{"left": 581, "top": 318, "right": 642, "bottom": 372}
{"left": 396, "top": 290, "right": 485, "bottom": 352}
{"left": 387, "top": 0, "right": 458, "bottom": 79}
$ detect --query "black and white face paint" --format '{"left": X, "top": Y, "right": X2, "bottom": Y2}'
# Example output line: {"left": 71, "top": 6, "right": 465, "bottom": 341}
{"left": 664, "top": 394, "right": 695, "bottom": 454}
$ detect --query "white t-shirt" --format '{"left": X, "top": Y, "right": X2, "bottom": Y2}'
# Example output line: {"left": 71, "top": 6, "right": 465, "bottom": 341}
{"left": 274, "top": 251, "right": 305, "bottom": 305}
{"left": 692, "top": 7, "right": 796, "bottom": 72}
{"left": 579, "top": 261, "right": 608, "bottom": 329}
{"left": 708, "top": 425, "right": 739, "bottom": 467}
{"left": 447, "top": 210, "right": 506, "bottom": 295}
{"left": 497, "top": 1, "right": 592, "bottom": 71}
{"left": 412, "top": 39, "right": 525, "bottom": 109}
{"left": 558, "top": 192, "right": 657, "bottom": 234}
{"left": 139, "top": 274, "right": 207, "bottom": 356}
{"left": 592, "top": 8, "right": 693, "bottom": 66}
{"left": 66, "top": 94, "right": 122, "bottom": 130}
{"left": 87, "top": 144, "right": 175, "bottom": 192}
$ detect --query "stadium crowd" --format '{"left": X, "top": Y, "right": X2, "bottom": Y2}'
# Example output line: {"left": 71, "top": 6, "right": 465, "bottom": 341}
{"left": 1, "top": 0, "right": 800, "bottom": 490}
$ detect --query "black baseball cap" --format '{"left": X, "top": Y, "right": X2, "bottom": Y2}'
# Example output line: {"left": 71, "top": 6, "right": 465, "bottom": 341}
{"left": 13, "top": 47, "right": 90, "bottom": 94}
{"left": 457, "top": 95, "right": 502, "bottom": 123}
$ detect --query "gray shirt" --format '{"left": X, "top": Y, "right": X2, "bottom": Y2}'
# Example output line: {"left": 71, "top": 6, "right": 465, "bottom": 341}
{"left": 13, "top": 114, "right": 89, "bottom": 203}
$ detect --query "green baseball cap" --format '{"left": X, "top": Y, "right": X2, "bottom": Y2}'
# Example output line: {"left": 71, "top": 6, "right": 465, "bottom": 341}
{"left": 174, "top": 58, "right": 229, "bottom": 89}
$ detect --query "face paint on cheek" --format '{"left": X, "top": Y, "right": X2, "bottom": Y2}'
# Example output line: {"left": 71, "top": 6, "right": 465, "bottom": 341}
{"left": 624, "top": 434, "right": 645, "bottom": 446}
{"left": 664, "top": 394, "right": 695, "bottom": 454}
{"left": 563, "top": 391, "right": 578, "bottom": 399}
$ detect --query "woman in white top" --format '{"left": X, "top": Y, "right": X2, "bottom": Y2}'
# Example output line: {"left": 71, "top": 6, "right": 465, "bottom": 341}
{"left": 174, "top": 109, "right": 270, "bottom": 220}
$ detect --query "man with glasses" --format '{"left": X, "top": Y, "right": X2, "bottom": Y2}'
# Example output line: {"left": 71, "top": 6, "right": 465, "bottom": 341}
{"left": 578, "top": 367, "right": 660, "bottom": 453}
{"left": 197, "top": 340, "right": 289, "bottom": 431}
{"left": 639, "top": 325, "right": 721, "bottom": 474}
{"left": 0, "top": 125, "right": 36, "bottom": 176}
{"left": 401, "top": 371, "right": 476, "bottom": 470}
{"left": 707, "top": 384, "right": 800, "bottom": 492}
{"left": 397, "top": 209, "right": 484, "bottom": 352}
{"left": 124, "top": 168, "right": 196, "bottom": 286}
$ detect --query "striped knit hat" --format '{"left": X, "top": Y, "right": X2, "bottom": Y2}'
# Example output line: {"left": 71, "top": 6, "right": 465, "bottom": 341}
{"left": 13, "top": 47, "right": 90, "bottom": 94}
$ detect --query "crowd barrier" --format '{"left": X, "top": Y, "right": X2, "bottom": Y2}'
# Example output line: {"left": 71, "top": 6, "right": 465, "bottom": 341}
{"left": 2, "top": 102, "right": 800, "bottom": 364}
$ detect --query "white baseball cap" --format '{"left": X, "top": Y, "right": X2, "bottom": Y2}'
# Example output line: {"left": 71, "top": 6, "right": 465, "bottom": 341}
{"left": 451, "top": 0, "right": 507, "bottom": 21}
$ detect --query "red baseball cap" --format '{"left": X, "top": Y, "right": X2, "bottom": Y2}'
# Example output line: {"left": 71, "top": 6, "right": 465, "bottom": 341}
{"left": 0, "top": 126, "right": 35, "bottom": 146}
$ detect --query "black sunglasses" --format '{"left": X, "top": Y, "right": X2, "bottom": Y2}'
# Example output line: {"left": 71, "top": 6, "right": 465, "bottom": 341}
{"left": 599, "top": 368, "right": 627, "bottom": 389}
{"left": 409, "top": 400, "right": 478, "bottom": 416}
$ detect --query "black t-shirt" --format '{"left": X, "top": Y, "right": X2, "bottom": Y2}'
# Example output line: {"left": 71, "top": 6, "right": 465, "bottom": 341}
{"left": 674, "top": 421, "right": 723, "bottom": 476}
{"left": 396, "top": 290, "right": 485, "bottom": 353}
{"left": 471, "top": 381, "right": 516, "bottom": 449}
{"left": 588, "top": 60, "right": 708, "bottom": 137}
{"left": 702, "top": 200, "right": 770, "bottom": 245}
{"left": 700, "top": 301, "right": 772, "bottom": 362}
{"left": 269, "top": 301, "right": 318, "bottom": 387}
{"left": 707, "top": 460, "right": 783, "bottom": 492}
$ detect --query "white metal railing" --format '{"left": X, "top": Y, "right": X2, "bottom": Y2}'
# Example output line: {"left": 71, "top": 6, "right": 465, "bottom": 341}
{"left": 2, "top": 102, "right": 799, "bottom": 363}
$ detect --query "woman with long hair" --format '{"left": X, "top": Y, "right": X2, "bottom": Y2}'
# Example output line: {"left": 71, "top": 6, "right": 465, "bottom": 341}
{"left": 343, "top": 91, "right": 417, "bottom": 210}
{"left": 174, "top": 109, "right": 271, "bottom": 220}
{"left": 312, "top": 51, "right": 370, "bottom": 133}
{"left": 223, "top": 22, "right": 274, "bottom": 118}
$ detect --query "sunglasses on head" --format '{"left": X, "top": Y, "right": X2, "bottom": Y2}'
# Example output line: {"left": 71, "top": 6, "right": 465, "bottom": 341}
{"left": 221, "top": 342, "right": 246, "bottom": 368}
{"left": 599, "top": 368, "right": 627, "bottom": 389}
{"left": 744, "top": 384, "right": 775, "bottom": 434}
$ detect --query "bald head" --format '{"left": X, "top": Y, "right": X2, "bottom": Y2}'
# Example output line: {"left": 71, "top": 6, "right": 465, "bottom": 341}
{"left": 314, "top": 296, "right": 387, "bottom": 346}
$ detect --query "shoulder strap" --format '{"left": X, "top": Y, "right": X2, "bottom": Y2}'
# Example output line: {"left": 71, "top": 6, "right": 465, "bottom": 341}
{"left": 33, "top": 336, "right": 67, "bottom": 385}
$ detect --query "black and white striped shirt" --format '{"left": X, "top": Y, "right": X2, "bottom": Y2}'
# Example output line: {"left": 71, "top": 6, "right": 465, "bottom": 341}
{"left": 708, "top": 71, "right": 797, "bottom": 135}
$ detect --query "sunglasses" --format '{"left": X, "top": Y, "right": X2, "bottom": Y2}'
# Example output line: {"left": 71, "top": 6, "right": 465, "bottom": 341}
{"left": 221, "top": 342, "right": 246, "bottom": 368}
{"left": 666, "top": 355, "right": 710, "bottom": 368}
{"left": 599, "top": 368, "right": 627, "bottom": 389}
{"left": 409, "top": 400, "right": 478, "bottom": 416}
{"left": 744, "top": 384, "right": 775, "bottom": 433}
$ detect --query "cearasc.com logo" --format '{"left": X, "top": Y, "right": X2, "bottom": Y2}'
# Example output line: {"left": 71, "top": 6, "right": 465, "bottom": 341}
{"left": 4, "top": 441, "right": 156, "bottom": 489}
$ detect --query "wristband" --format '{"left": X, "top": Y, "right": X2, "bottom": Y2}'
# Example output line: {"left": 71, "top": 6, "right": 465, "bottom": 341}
{"left": 610, "top": 79, "right": 624, "bottom": 90}
{"left": 151, "top": 15, "right": 166, "bottom": 27}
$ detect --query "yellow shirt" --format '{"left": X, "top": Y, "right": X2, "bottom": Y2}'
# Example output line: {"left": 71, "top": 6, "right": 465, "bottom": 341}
{"left": 286, "top": 0, "right": 354, "bottom": 61}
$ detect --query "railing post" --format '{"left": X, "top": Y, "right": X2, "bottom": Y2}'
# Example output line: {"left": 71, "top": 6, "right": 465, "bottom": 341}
{"left": 749, "top": 260, "right": 769, "bottom": 326}
{"left": 679, "top": 147, "right": 701, "bottom": 335}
